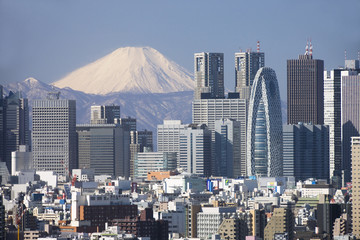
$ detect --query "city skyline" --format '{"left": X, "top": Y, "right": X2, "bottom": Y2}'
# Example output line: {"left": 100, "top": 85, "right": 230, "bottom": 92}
{"left": 1, "top": 1, "right": 359, "bottom": 102}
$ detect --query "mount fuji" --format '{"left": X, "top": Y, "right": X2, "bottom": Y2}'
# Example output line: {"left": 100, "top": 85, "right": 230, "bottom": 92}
{"left": 53, "top": 47, "right": 194, "bottom": 95}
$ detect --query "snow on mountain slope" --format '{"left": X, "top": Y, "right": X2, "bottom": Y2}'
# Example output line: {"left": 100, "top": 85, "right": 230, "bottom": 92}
{"left": 52, "top": 47, "right": 194, "bottom": 95}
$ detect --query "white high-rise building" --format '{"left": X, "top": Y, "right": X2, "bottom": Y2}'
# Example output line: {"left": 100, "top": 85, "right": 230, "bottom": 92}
{"left": 90, "top": 105, "right": 120, "bottom": 124}
{"left": 192, "top": 99, "right": 247, "bottom": 177}
{"left": 157, "top": 120, "right": 188, "bottom": 156}
{"left": 247, "top": 68, "right": 283, "bottom": 177}
{"left": 179, "top": 124, "right": 211, "bottom": 176}
{"left": 32, "top": 92, "right": 76, "bottom": 177}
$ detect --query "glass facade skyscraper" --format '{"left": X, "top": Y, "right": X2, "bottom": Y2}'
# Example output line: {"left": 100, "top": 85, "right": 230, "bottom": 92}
{"left": 247, "top": 67, "right": 283, "bottom": 177}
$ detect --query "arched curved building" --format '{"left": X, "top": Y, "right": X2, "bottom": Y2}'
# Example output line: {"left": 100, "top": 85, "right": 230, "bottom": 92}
{"left": 247, "top": 67, "right": 283, "bottom": 177}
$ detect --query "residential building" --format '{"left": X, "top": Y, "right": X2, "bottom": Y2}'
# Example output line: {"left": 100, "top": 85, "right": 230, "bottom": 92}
{"left": 287, "top": 44, "right": 324, "bottom": 125}
{"left": 264, "top": 207, "right": 294, "bottom": 240}
{"left": 32, "top": 92, "right": 76, "bottom": 177}
{"left": 194, "top": 52, "right": 224, "bottom": 99}
{"left": 179, "top": 124, "right": 211, "bottom": 176}
{"left": 214, "top": 118, "right": 241, "bottom": 178}
{"left": 247, "top": 67, "right": 283, "bottom": 177}
{"left": 235, "top": 45, "right": 265, "bottom": 100}
{"left": 283, "top": 123, "right": 329, "bottom": 181}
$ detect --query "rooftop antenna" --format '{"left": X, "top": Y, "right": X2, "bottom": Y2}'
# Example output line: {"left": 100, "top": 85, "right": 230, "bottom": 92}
{"left": 257, "top": 41, "right": 260, "bottom": 53}
{"left": 309, "top": 38, "right": 313, "bottom": 56}
{"left": 305, "top": 39, "right": 309, "bottom": 55}
{"left": 345, "top": 49, "right": 347, "bottom": 61}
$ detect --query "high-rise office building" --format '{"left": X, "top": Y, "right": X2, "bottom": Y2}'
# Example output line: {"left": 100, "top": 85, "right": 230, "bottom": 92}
{"left": 194, "top": 52, "right": 224, "bottom": 99}
{"left": 214, "top": 118, "right": 241, "bottom": 178}
{"left": 76, "top": 124, "right": 130, "bottom": 177}
{"left": 283, "top": 123, "right": 329, "bottom": 181}
{"left": 351, "top": 136, "right": 360, "bottom": 238}
{"left": 324, "top": 69, "right": 348, "bottom": 181}
{"left": 157, "top": 120, "right": 188, "bottom": 157}
{"left": 130, "top": 130, "right": 153, "bottom": 178}
{"left": 235, "top": 44, "right": 265, "bottom": 100}
{"left": 119, "top": 117, "right": 136, "bottom": 132}
{"left": 287, "top": 44, "right": 324, "bottom": 124}
{"left": 90, "top": 105, "right": 120, "bottom": 124}
{"left": 4, "top": 91, "right": 29, "bottom": 172}
{"left": 179, "top": 124, "right": 211, "bottom": 176}
{"left": 247, "top": 67, "right": 283, "bottom": 177}
{"left": 341, "top": 72, "right": 360, "bottom": 183}
{"left": 0, "top": 86, "right": 4, "bottom": 167}
{"left": 192, "top": 99, "right": 247, "bottom": 177}
{"left": 32, "top": 92, "right": 76, "bottom": 177}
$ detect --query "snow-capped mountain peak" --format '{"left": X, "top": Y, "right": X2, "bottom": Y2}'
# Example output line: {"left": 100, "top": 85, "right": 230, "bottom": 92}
{"left": 52, "top": 46, "right": 194, "bottom": 95}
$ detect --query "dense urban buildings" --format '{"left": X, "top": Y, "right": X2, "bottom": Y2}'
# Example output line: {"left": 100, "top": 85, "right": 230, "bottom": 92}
{"left": 283, "top": 123, "right": 329, "bottom": 181}
{"left": 32, "top": 92, "right": 76, "bottom": 177}
{"left": 287, "top": 47, "right": 324, "bottom": 125}
{"left": 214, "top": 118, "right": 241, "bottom": 178}
{"left": 134, "top": 151, "right": 177, "bottom": 178}
{"left": 247, "top": 67, "right": 283, "bottom": 177}
{"left": 194, "top": 52, "right": 224, "bottom": 99}
{"left": 235, "top": 44, "right": 265, "bottom": 100}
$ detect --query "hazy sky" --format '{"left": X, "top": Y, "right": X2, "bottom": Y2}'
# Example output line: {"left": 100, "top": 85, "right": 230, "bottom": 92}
{"left": 1, "top": 0, "right": 359, "bottom": 101}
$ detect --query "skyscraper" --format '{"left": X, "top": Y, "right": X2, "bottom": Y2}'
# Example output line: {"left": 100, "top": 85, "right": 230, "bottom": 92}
{"left": 157, "top": 120, "right": 188, "bottom": 157}
{"left": 214, "top": 118, "right": 241, "bottom": 178}
{"left": 0, "top": 86, "right": 4, "bottom": 166}
{"left": 192, "top": 99, "right": 247, "bottom": 177}
{"left": 235, "top": 44, "right": 265, "bottom": 100}
{"left": 76, "top": 124, "right": 130, "bottom": 177}
{"left": 179, "top": 124, "right": 211, "bottom": 176}
{"left": 90, "top": 105, "right": 120, "bottom": 124}
{"left": 324, "top": 69, "right": 347, "bottom": 181}
{"left": 351, "top": 136, "right": 360, "bottom": 238}
{"left": 130, "top": 130, "right": 153, "bottom": 178}
{"left": 283, "top": 123, "right": 329, "bottom": 181}
{"left": 247, "top": 67, "right": 282, "bottom": 177}
{"left": 194, "top": 52, "right": 224, "bottom": 99}
{"left": 4, "top": 91, "right": 30, "bottom": 171}
{"left": 32, "top": 92, "right": 76, "bottom": 177}
{"left": 287, "top": 43, "right": 324, "bottom": 124}
{"left": 341, "top": 72, "right": 360, "bottom": 182}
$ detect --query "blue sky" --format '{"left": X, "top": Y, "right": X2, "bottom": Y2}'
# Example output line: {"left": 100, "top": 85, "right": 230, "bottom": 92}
{"left": 0, "top": 0, "right": 359, "bottom": 101}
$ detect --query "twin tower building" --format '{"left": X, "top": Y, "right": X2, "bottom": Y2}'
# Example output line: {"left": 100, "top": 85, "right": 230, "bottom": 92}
{"left": 192, "top": 48, "right": 282, "bottom": 178}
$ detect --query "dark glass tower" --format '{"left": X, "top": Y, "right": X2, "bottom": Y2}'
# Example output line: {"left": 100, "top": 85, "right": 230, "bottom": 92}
{"left": 287, "top": 53, "right": 324, "bottom": 124}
